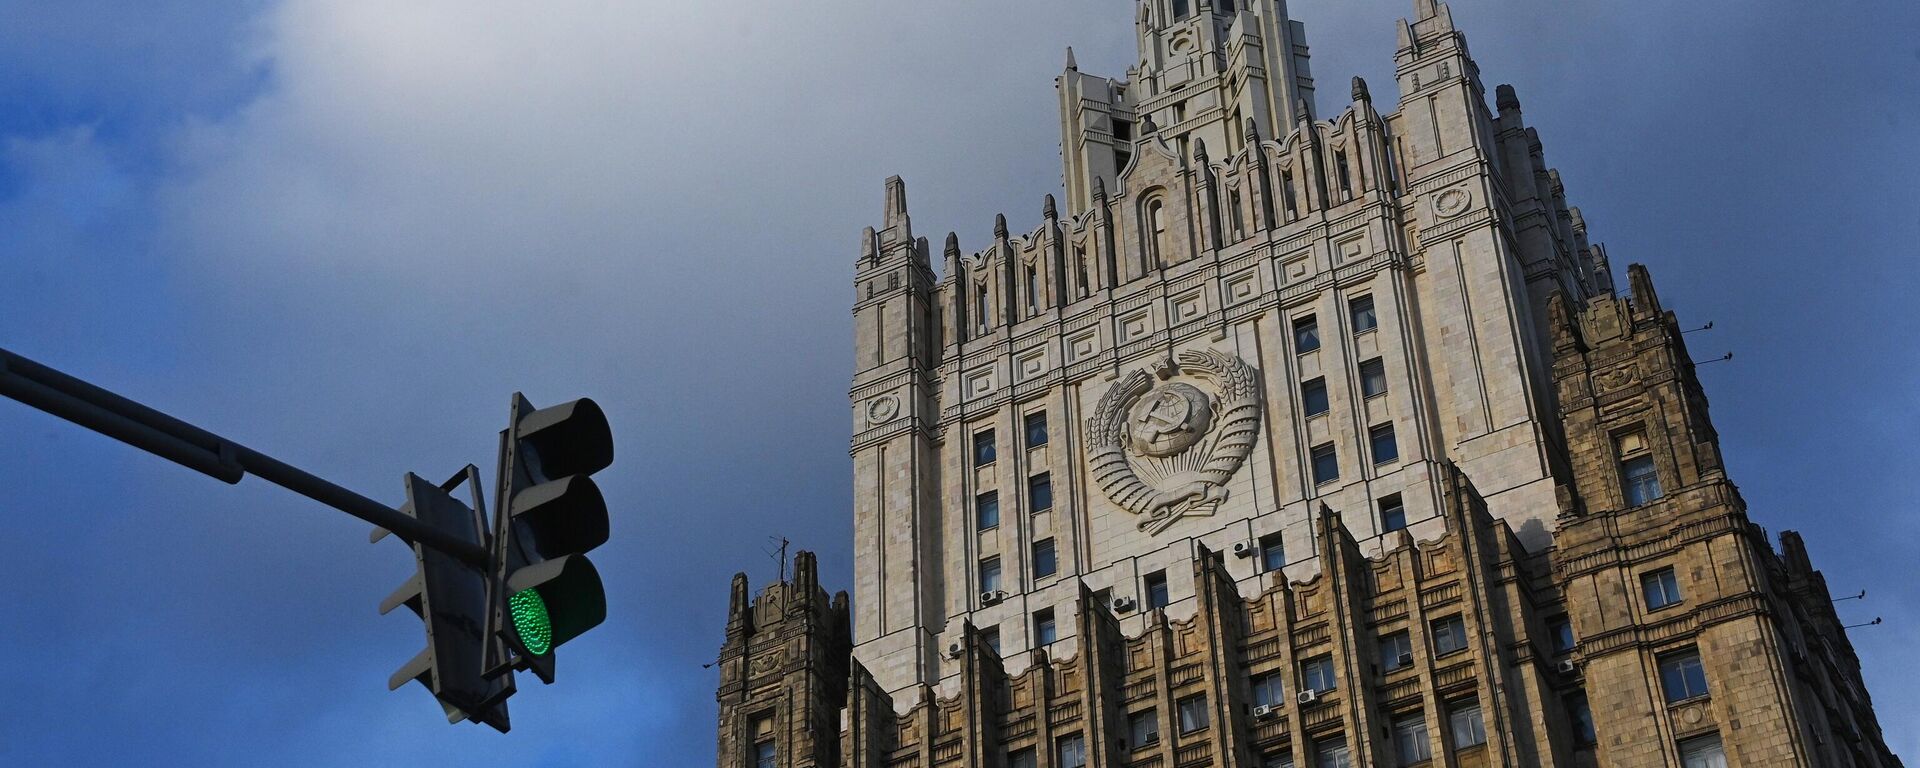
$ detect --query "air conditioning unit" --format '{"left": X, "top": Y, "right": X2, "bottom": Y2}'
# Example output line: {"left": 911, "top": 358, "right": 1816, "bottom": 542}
{"left": 1397, "top": 652, "right": 1414, "bottom": 668}
{"left": 1252, "top": 704, "right": 1279, "bottom": 719}
{"left": 1297, "top": 689, "right": 1320, "bottom": 706}
{"left": 980, "top": 590, "right": 1008, "bottom": 606}
{"left": 1556, "top": 659, "right": 1579, "bottom": 675}
{"left": 1231, "top": 541, "right": 1257, "bottom": 559}
{"left": 1112, "top": 595, "right": 1138, "bottom": 613}
{"left": 946, "top": 641, "right": 965, "bottom": 659}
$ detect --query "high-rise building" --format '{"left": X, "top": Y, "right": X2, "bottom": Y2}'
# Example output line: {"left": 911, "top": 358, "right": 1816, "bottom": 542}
{"left": 714, "top": 2, "right": 1904, "bottom": 766}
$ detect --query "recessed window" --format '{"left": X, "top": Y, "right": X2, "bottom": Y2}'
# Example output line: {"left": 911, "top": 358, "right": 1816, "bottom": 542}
{"left": 1057, "top": 734, "right": 1087, "bottom": 768}
{"left": 1379, "top": 494, "right": 1407, "bottom": 533}
{"left": 1029, "top": 473, "right": 1053, "bottom": 512}
{"left": 1659, "top": 649, "right": 1709, "bottom": 703}
{"left": 1642, "top": 567, "right": 1682, "bottom": 611}
{"left": 1282, "top": 170, "right": 1300, "bottom": 220}
{"left": 1302, "top": 378, "right": 1330, "bottom": 416}
{"left": 1034, "top": 609, "right": 1058, "bottom": 646}
{"left": 1360, "top": 358, "right": 1388, "bottom": 398}
{"left": 1176, "top": 694, "right": 1210, "bottom": 734}
{"left": 1172, "top": 0, "right": 1190, "bottom": 19}
{"left": 1335, "top": 151, "right": 1353, "bottom": 200}
{"left": 974, "top": 429, "right": 997, "bottom": 467}
{"left": 1566, "top": 692, "right": 1596, "bottom": 745}
{"left": 1393, "top": 713, "right": 1432, "bottom": 766}
{"left": 1549, "top": 616, "right": 1576, "bottom": 655}
{"left": 1009, "top": 747, "right": 1037, "bottom": 768}
{"left": 1380, "top": 631, "right": 1414, "bottom": 671}
{"left": 1259, "top": 532, "right": 1286, "bottom": 573}
{"left": 1432, "top": 615, "right": 1468, "bottom": 656}
{"left": 1311, "top": 443, "right": 1340, "bottom": 486}
{"left": 1025, "top": 264, "right": 1040, "bottom": 315}
{"left": 1678, "top": 734, "right": 1725, "bottom": 768}
{"left": 1033, "top": 538, "right": 1058, "bottom": 578}
{"left": 1294, "top": 315, "right": 1321, "bottom": 354}
{"left": 1250, "top": 671, "right": 1286, "bottom": 708}
{"left": 1449, "top": 702, "right": 1486, "bottom": 748}
{"left": 974, "top": 282, "right": 990, "bottom": 335}
{"left": 976, "top": 491, "right": 1000, "bottom": 530}
{"left": 1025, "top": 411, "right": 1049, "bottom": 448}
{"left": 1370, "top": 423, "right": 1399, "bottom": 465}
{"left": 752, "top": 715, "right": 777, "bottom": 768}
{"left": 1350, "top": 295, "right": 1377, "bottom": 333}
{"left": 979, "top": 558, "right": 1002, "bottom": 593}
{"left": 982, "top": 625, "right": 1001, "bottom": 655}
{"left": 1127, "top": 709, "right": 1160, "bottom": 748}
{"left": 1302, "top": 654, "right": 1337, "bottom": 693}
{"left": 1145, "top": 570, "right": 1170, "bottom": 610}
{"left": 1314, "top": 739, "right": 1352, "bottom": 768}
{"left": 1146, "top": 199, "right": 1168, "bottom": 265}
{"left": 1261, "top": 751, "right": 1295, "bottom": 768}
{"left": 1616, "top": 431, "right": 1663, "bottom": 506}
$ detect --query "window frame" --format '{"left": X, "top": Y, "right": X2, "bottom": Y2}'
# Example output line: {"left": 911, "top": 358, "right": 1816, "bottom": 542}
{"left": 1175, "top": 694, "right": 1210, "bottom": 734}
{"left": 1642, "top": 567, "right": 1683, "bottom": 611}
{"left": 1393, "top": 713, "right": 1432, "bottom": 766}
{"left": 975, "top": 491, "right": 1000, "bottom": 531}
{"left": 1380, "top": 631, "right": 1414, "bottom": 672}
{"left": 1127, "top": 708, "right": 1160, "bottom": 748}
{"left": 1302, "top": 654, "right": 1338, "bottom": 693}
{"left": 1032, "top": 538, "right": 1058, "bottom": 579}
{"left": 1359, "top": 358, "right": 1388, "bottom": 399}
{"left": 1379, "top": 494, "right": 1407, "bottom": 533}
{"left": 1024, "top": 411, "right": 1049, "bottom": 448}
{"left": 1293, "top": 314, "right": 1321, "bottom": 354}
{"left": 1448, "top": 702, "right": 1487, "bottom": 748}
{"left": 1250, "top": 670, "right": 1286, "bottom": 708}
{"left": 978, "top": 557, "right": 1002, "bottom": 593}
{"left": 1311, "top": 443, "right": 1340, "bottom": 486}
{"left": 1301, "top": 377, "right": 1330, "bottom": 417}
{"left": 1144, "top": 570, "right": 1170, "bottom": 610}
{"left": 1056, "top": 733, "right": 1088, "bottom": 768}
{"left": 973, "top": 428, "right": 997, "bottom": 467}
{"left": 1659, "top": 649, "right": 1710, "bottom": 703}
{"left": 1028, "top": 472, "right": 1053, "bottom": 513}
{"left": 1370, "top": 423, "right": 1399, "bottom": 465}
{"left": 1259, "top": 533, "right": 1286, "bottom": 573}
{"left": 1034, "top": 608, "right": 1058, "bottom": 646}
{"left": 1350, "top": 295, "right": 1378, "bottom": 334}
{"left": 1431, "top": 614, "right": 1468, "bottom": 657}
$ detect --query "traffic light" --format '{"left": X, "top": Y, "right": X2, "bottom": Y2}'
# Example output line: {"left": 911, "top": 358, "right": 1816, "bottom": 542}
{"left": 376, "top": 470, "right": 513, "bottom": 731}
{"left": 490, "top": 394, "right": 612, "bottom": 684}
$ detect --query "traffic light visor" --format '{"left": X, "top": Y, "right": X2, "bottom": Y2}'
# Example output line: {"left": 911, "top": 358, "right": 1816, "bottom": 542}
{"left": 515, "top": 398, "right": 613, "bottom": 480}
{"left": 505, "top": 555, "right": 606, "bottom": 652}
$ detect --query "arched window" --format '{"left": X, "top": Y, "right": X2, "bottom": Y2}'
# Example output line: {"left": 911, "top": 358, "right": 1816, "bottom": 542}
{"left": 1146, "top": 199, "right": 1169, "bottom": 266}
{"left": 974, "top": 281, "right": 990, "bottom": 336}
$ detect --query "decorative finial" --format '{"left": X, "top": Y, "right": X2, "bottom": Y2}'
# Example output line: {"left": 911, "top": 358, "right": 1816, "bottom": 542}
{"left": 1245, "top": 116, "right": 1261, "bottom": 144}
{"left": 1351, "top": 76, "right": 1371, "bottom": 104}
{"left": 1065, "top": 46, "right": 1078, "bottom": 70}
{"left": 1496, "top": 84, "right": 1520, "bottom": 112}
{"left": 994, "top": 213, "right": 1008, "bottom": 239}
{"left": 1139, "top": 115, "right": 1158, "bottom": 135}
{"left": 1043, "top": 194, "right": 1057, "bottom": 219}
{"left": 1093, "top": 177, "right": 1107, "bottom": 200}
{"left": 945, "top": 231, "right": 960, "bottom": 258}
{"left": 1192, "top": 137, "right": 1209, "bottom": 163}
{"left": 860, "top": 226, "right": 876, "bottom": 261}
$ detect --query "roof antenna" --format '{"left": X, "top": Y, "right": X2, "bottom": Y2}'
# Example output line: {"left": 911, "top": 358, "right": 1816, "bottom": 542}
{"left": 1843, "top": 617, "right": 1884, "bottom": 631}
{"left": 1833, "top": 589, "right": 1866, "bottom": 603}
{"left": 1681, "top": 321, "right": 1714, "bottom": 334}
{"left": 1694, "top": 352, "right": 1734, "bottom": 366}
{"left": 765, "top": 535, "right": 791, "bottom": 583}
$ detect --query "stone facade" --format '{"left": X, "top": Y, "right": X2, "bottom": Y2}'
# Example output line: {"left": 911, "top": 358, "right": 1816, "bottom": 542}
{"left": 717, "top": 1, "right": 1903, "bottom": 766}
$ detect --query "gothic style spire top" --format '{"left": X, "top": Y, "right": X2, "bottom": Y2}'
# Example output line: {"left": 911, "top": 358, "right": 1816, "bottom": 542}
{"left": 1351, "top": 76, "right": 1371, "bottom": 104}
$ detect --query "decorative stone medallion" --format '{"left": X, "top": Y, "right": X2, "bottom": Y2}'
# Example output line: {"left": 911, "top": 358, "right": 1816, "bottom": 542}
{"left": 1433, "top": 187, "right": 1472, "bottom": 218}
{"left": 1085, "top": 349, "right": 1263, "bottom": 534}
{"left": 866, "top": 395, "right": 900, "bottom": 425}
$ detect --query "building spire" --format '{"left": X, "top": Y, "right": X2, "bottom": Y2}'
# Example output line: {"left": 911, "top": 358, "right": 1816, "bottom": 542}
{"left": 1064, "top": 46, "right": 1077, "bottom": 70}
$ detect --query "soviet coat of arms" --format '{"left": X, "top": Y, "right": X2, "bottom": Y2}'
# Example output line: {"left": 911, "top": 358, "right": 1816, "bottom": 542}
{"left": 1085, "top": 349, "right": 1262, "bottom": 534}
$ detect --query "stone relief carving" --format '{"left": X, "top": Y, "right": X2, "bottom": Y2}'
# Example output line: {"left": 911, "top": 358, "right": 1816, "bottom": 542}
{"left": 1085, "top": 349, "right": 1263, "bottom": 534}
{"left": 1433, "top": 187, "right": 1472, "bottom": 218}
{"left": 866, "top": 395, "right": 900, "bottom": 425}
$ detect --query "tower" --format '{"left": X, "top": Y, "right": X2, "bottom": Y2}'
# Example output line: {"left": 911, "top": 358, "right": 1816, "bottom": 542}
{"left": 719, "top": 3, "right": 1904, "bottom": 766}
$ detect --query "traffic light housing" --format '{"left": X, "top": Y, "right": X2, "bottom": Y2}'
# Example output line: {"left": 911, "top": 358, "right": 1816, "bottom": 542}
{"left": 375, "top": 470, "right": 513, "bottom": 731}
{"left": 491, "top": 394, "right": 612, "bottom": 684}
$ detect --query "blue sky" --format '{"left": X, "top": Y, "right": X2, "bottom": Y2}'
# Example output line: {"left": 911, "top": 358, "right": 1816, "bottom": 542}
{"left": 1, "top": 0, "right": 1914, "bottom": 763}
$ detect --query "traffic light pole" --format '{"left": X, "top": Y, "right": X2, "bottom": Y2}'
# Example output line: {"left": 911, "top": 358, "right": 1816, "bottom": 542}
{"left": 0, "top": 346, "right": 489, "bottom": 567}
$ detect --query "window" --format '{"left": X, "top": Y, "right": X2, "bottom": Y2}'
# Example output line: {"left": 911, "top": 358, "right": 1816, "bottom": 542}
{"left": 752, "top": 715, "right": 777, "bottom": 768}
{"left": 982, "top": 625, "right": 1001, "bottom": 655}
{"left": 974, "top": 282, "right": 990, "bottom": 334}
{"left": 1379, "top": 494, "right": 1407, "bottom": 533}
{"left": 1449, "top": 702, "right": 1486, "bottom": 748}
{"left": 1259, "top": 532, "right": 1286, "bottom": 573}
{"left": 1293, "top": 315, "right": 1321, "bottom": 353}
{"left": 1028, "top": 473, "right": 1053, "bottom": 512}
{"left": 973, "top": 429, "right": 997, "bottom": 467}
{"left": 1370, "top": 424, "right": 1399, "bottom": 465}
{"left": 976, "top": 491, "right": 1000, "bottom": 530}
{"left": 1302, "top": 378, "right": 1330, "bottom": 416}
{"left": 1617, "top": 431, "right": 1662, "bottom": 505}
{"left": 1127, "top": 709, "right": 1160, "bottom": 748}
{"left": 1261, "top": 752, "right": 1295, "bottom": 768}
{"left": 1176, "top": 694, "right": 1209, "bottom": 733}
{"left": 1146, "top": 199, "right": 1168, "bottom": 265}
{"left": 1679, "top": 734, "right": 1727, "bottom": 768}
{"left": 1380, "top": 631, "right": 1414, "bottom": 671}
{"left": 1282, "top": 170, "right": 1299, "bottom": 219}
{"left": 1314, "top": 740, "right": 1353, "bottom": 768}
{"left": 1034, "top": 609, "right": 1058, "bottom": 646}
{"left": 1302, "top": 655, "right": 1337, "bottom": 693}
{"left": 1642, "top": 567, "right": 1682, "bottom": 610}
{"left": 1350, "top": 296, "right": 1377, "bottom": 333}
{"left": 1033, "top": 538, "right": 1058, "bottom": 578}
{"left": 1009, "top": 748, "right": 1037, "bottom": 768}
{"left": 1219, "top": 0, "right": 1234, "bottom": 13}
{"left": 1566, "top": 692, "right": 1596, "bottom": 745}
{"left": 1659, "top": 649, "right": 1709, "bottom": 703}
{"left": 1145, "top": 571, "right": 1170, "bottom": 610}
{"left": 1056, "top": 734, "right": 1087, "bottom": 768}
{"left": 1229, "top": 189, "right": 1245, "bottom": 238}
{"left": 1360, "top": 358, "right": 1388, "bottom": 398}
{"left": 979, "top": 558, "right": 1002, "bottom": 593}
{"left": 1172, "top": 0, "right": 1190, "bottom": 18}
{"left": 1024, "top": 264, "right": 1040, "bottom": 315}
{"left": 1432, "top": 615, "right": 1468, "bottom": 656}
{"left": 1025, "top": 411, "right": 1049, "bottom": 448}
{"left": 1393, "top": 714, "right": 1432, "bottom": 765}
{"left": 1335, "top": 151, "right": 1353, "bottom": 200}
{"left": 1250, "top": 671, "right": 1286, "bottom": 708}
{"left": 1549, "top": 616, "right": 1576, "bottom": 655}
{"left": 1311, "top": 443, "right": 1340, "bottom": 486}
{"left": 1114, "top": 120, "right": 1134, "bottom": 142}
{"left": 1074, "top": 247, "right": 1091, "bottom": 298}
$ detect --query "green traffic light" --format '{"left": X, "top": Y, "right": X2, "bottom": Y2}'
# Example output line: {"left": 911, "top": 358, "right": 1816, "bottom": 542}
{"left": 509, "top": 588, "right": 553, "bottom": 656}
